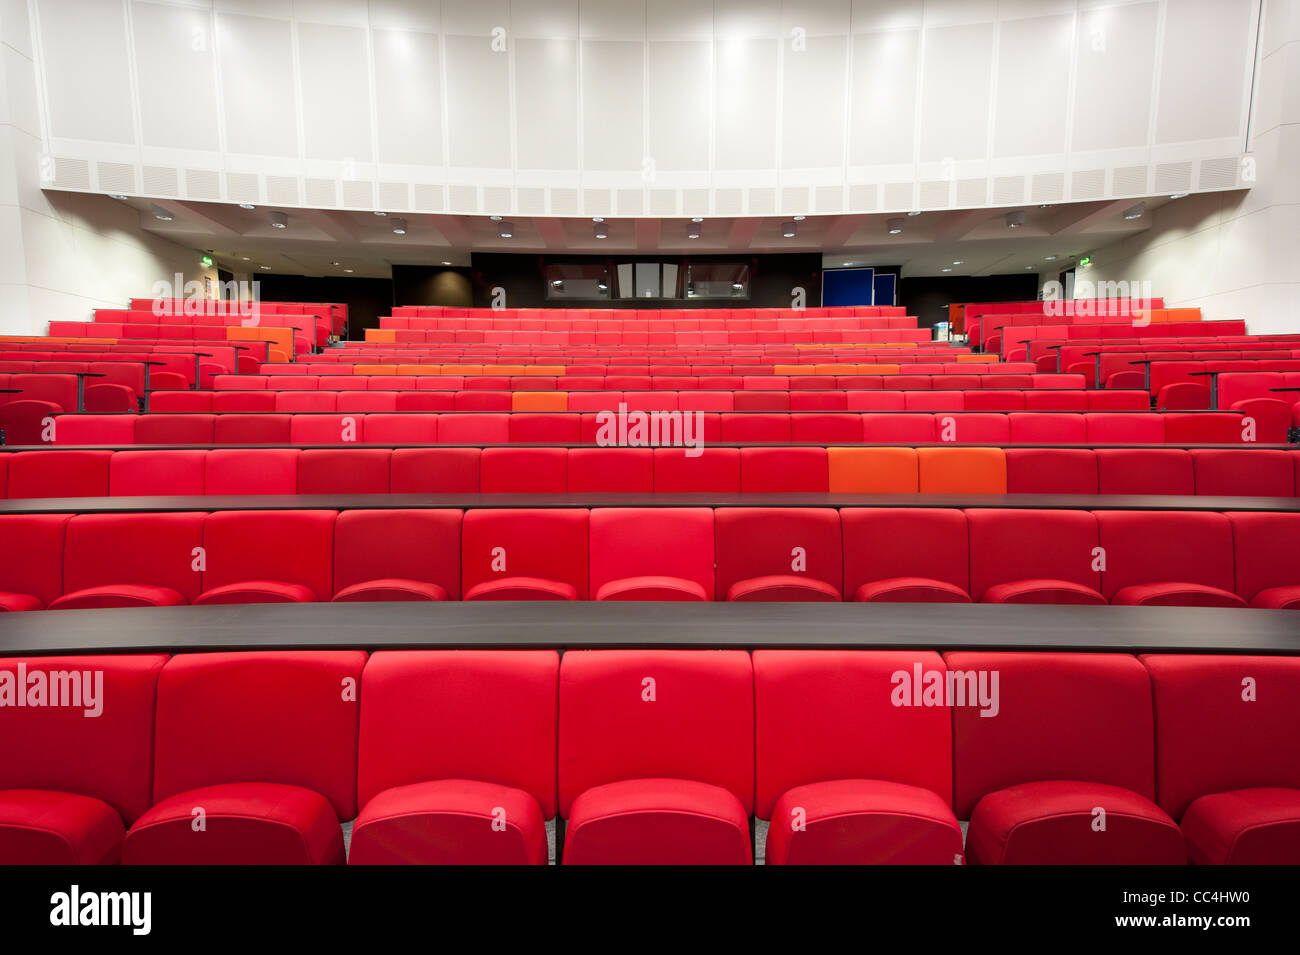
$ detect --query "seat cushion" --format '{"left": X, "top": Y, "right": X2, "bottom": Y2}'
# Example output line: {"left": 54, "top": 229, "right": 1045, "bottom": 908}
{"left": 123, "top": 782, "right": 344, "bottom": 865}
{"left": 983, "top": 579, "right": 1107, "bottom": 606}
{"left": 853, "top": 577, "right": 971, "bottom": 603}
{"left": 332, "top": 579, "right": 448, "bottom": 603}
{"left": 563, "top": 778, "right": 751, "bottom": 865}
{"left": 966, "top": 780, "right": 1185, "bottom": 865}
{"left": 1111, "top": 583, "right": 1248, "bottom": 608}
{"left": 463, "top": 577, "right": 578, "bottom": 601}
{"left": 350, "top": 779, "right": 547, "bottom": 865}
{"left": 726, "top": 575, "right": 841, "bottom": 602}
{"left": 765, "top": 779, "right": 963, "bottom": 865}
{"left": 1181, "top": 787, "right": 1300, "bottom": 865}
{"left": 1250, "top": 586, "right": 1300, "bottom": 610}
{"left": 193, "top": 581, "right": 319, "bottom": 606}
{"left": 594, "top": 576, "right": 708, "bottom": 602}
{"left": 0, "top": 592, "right": 43, "bottom": 612}
{"left": 0, "top": 789, "right": 124, "bottom": 865}
{"left": 49, "top": 585, "right": 187, "bottom": 611}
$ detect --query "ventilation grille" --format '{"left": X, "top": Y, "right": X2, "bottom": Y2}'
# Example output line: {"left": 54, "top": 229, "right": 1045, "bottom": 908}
{"left": 517, "top": 187, "right": 546, "bottom": 215}
{"left": 226, "top": 172, "right": 259, "bottom": 204}
{"left": 649, "top": 188, "right": 677, "bottom": 215}
{"left": 1154, "top": 161, "right": 1192, "bottom": 195}
{"left": 814, "top": 185, "right": 841, "bottom": 214}
{"left": 955, "top": 178, "right": 987, "bottom": 207}
{"left": 1112, "top": 165, "right": 1148, "bottom": 196}
{"left": 53, "top": 157, "right": 90, "bottom": 190}
{"left": 848, "top": 183, "right": 877, "bottom": 211}
{"left": 992, "top": 175, "right": 1025, "bottom": 205}
{"left": 1198, "top": 156, "right": 1240, "bottom": 190}
{"left": 883, "top": 182, "right": 913, "bottom": 210}
{"left": 141, "top": 165, "right": 178, "bottom": 196}
{"left": 550, "top": 188, "right": 578, "bottom": 215}
{"left": 1031, "top": 172, "right": 1064, "bottom": 204}
{"left": 582, "top": 189, "right": 611, "bottom": 216}
{"left": 714, "top": 188, "right": 743, "bottom": 215}
{"left": 184, "top": 169, "right": 221, "bottom": 200}
{"left": 616, "top": 189, "right": 643, "bottom": 215}
{"left": 919, "top": 179, "right": 950, "bottom": 208}
{"left": 682, "top": 189, "right": 710, "bottom": 217}
{"left": 1071, "top": 169, "right": 1106, "bottom": 200}
{"left": 265, "top": 175, "right": 300, "bottom": 205}
{"left": 305, "top": 178, "right": 337, "bottom": 207}
{"left": 342, "top": 179, "right": 375, "bottom": 209}
{"left": 747, "top": 187, "right": 775, "bottom": 215}
{"left": 449, "top": 185, "right": 477, "bottom": 213}
{"left": 413, "top": 183, "right": 443, "bottom": 212}
{"left": 378, "top": 181, "right": 409, "bottom": 211}
{"left": 96, "top": 162, "right": 135, "bottom": 194}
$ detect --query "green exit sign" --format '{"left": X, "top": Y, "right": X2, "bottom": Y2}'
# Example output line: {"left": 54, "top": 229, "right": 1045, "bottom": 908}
{"left": 200, "top": 254, "right": 214, "bottom": 267}
{"left": 1078, "top": 255, "right": 1092, "bottom": 268}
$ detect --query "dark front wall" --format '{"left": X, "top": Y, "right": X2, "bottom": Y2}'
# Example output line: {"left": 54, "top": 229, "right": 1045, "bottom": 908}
{"left": 253, "top": 274, "right": 394, "bottom": 336}
{"left": 421, "top": 252, "right": 826, "bottom": 309}
{"left": 898, "top": 274, "right": 1041, "bottom": 329}
{"left": 392, "top": 264, "right": 473, "bottom": 308}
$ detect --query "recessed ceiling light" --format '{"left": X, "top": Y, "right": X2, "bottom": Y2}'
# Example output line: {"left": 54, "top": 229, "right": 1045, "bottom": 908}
{"left": 551, "top": 279, "right": 563, "bottom": 287}
{"left": 1006, "top": 211, "right": 1025, "bottom": 228}
{"left": 151, "top": 204, "right": 173, "bottom": 221}
{"left": 907, "top": 211, "right": 921, "bottom": 217}
{"left": 240, "top": 256, "right": 250, "bottom": 261}
{"left": 793, "top": 215, "right": 806, "bottom": 221}
{"left": 941, "top": 267, "right": 952, "bottom": 272}
{"left": 239, "top": 203, "right": 255, "bottom": 210}
{"left": 259, "top": 265, "right": 270, "bottom": 270}
{"left": 499, "top": 221, "right": 514, "bottom": 238}
{"left": 1170, "top": 192, "right": 1188, "bottom": 199}
{"left": 1025, "top": 265, "right": 1035, "bottom": 270}
{"left": 269, "top": 211, "right": 288, "bottom": 229}
{"left": 597, "top": 281, "right": 608, "bottom": 291}
{"left": 594, "top": 223, "right": 608, "bottom": 239}
{"left": 731, "top": 282, "right": 743, "bottom": 290}
{"left": 343, "top": 268, "right": 353, "bottom": 273}
{"left": 390, "top": 217, "right": 408, "bottom": 235}
{"left": 1039, "top": 204, "right": 1053, "bottom": 209}
{"left": 373, "top": 211, "right": 387, "bottom": 216}
{"left": 108, "top": 194, "right": 127, "bottom": 201}
{"left": 1045, "top": 255, "right": 1057, "bottom": 261}
{"left": 952, "top": 260, "right": 964, "bottom": 265}
{"left": 441, "top": 261, "right": 452, "bottom": 266}
{"left": 592, "top": 216, "right": 604, "bottom": 223}
{"left": 780, "top": 221, "right": 797, "bottom": 237}
{"left": 690, "top": 217, "right": 704, "bottom": 223}
{"left": 1122, "top": 202, "right": 1146, "bottom": 220}
{"left": 886, "top": 217, "right": 904, "bottom": 234}
{"left": 490, "top": 215, "right": 503, "bottom": 222}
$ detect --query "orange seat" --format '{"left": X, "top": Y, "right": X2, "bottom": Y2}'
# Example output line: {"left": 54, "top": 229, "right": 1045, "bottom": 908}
{"left": 365, "top": 328, "right": 397, "bottom": 342}
{"left": 511, "top": 391, "right": 568, "bottom": 412}
{"left": 827, "top": 448, "right": 918, "bottom": 493}
{"left": 916, "top": 448, "right": 1007, "bottom": 494}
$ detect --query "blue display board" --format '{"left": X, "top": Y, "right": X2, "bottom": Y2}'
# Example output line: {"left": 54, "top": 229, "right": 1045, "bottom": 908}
{"left": 872, "top": 272, "right": 896, "bottom": 307}
{"left": 821, "top": 267, "right": 874, "bottom": 306}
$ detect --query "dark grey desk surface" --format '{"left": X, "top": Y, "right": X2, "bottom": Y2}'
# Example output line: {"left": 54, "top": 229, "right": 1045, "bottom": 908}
{"left": 0, "top": 601, "right": 1295, "bottom": 656}
{"left": 1, "top": 491, "right": 1299, "bottom": 514}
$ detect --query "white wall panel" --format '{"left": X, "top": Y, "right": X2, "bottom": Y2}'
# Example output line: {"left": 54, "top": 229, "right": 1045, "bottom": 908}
{"left": 919, "top": 21, "right": 994, "bottom": 162}
{"left": 1071, "top": 2, "right": 1159, "bottom": 152}
{"left": 714, "top": 36, "right": 777, "bottom": 170}
{"left": 217, "top": 13, "right": 299, "bottom": 157}
{"left": 849, "top": 29, "right": 918, "bottom": 166}
{"left": 647, "top": 39, "right": 710, "bottom": 170}
{"left": 372, "top": 27, "right": 441, "bottom": 166}
{"left": 993, "top": 13, "right": 1071, "bottom": 157}
{"left": 443, "top": 33, "right": 510, "bottom": 168}
{"left": 130, "top": 1, "right": 219, "bottom": 152}
{"left": 1156, "top": 0, "right": 1252, "bottom": 143}
{"left": 515, "top": 36, "right": 578, "bottom": 169}
{"left": 298, "top": 22, "right": 371, "bottom": 162}
{"left": 781, "top": 34, "right": 847, "bottom": 168}
{"left": 581, "top": 38, "right": 643, "bottom": 172}
{"left": 37, "top": 0, "right": 134, "bottom": 143}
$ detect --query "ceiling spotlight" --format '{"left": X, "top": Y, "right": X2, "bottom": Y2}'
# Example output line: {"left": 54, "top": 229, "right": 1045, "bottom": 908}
{"left": 1045, "top": 255, "right": 1057, "bottom": 261}
{"left": 687, "top": 224, "right": 701, "bottom": 239}
{"left": 344, "top": 268, "right": 353, "bottom": 273}
{"left": 551, "top": 279, "right": 564, "bottom": 287}
{"left": 597, "top": 281, "right": 609, "bottom": 291}
{"left": 238, "top": 203, "right": 255, "bottom": 210}
{"left": 259, "top": 265, "right": 271, "bottom": 270}
{"left": 240, "top": 256, "right": 250, "bottom": 261}
{"left": 490, "top": 215, "right": 503, "bottom": 222}
{"left": 594, "top": 222, "right": 608, "bottom": 239}
{"left": 793, "top": 215, "right": 806, "bottom": 221}
{"left": 441, "top": 261, "right": 452, "bottom": 266}
{"left": 269, "top": 211, "right": 287, "bottom": 229}
{"left": 780, "top": 221, "right": 797, "bottom": 237}
{"left": 1006, "top": 211, "right": 1025, "bottom": 228}
{"left": 731, "top": 282, "right": 744, "bottom": 290}
{"left": 151, "top": 204, "right": 173, "bottom": 221}
{"left": 108, "top": 194, "right": 127, "bottom": 201}
{"left": 952, "top": 260, "right": 964, "bottom": 265}
{"left": 1170, "top": 192, "right": 1188, "bottom": 199}
{"left": 1025, "top": 265, "right": 1035, "bottom": 270}
{"left": 690, "top": 217, "right": 704, "bottom": 223}
{"left": 498, "top": 221, "right": 514, "bottom": 238}
{"left": 373, "top": 211, "right": 387, "bottom": 216}
{"left": 941, "top": 267, "right": 952, "bottom": 272}
{"left": 1039, "top": 204, "right": 1053, "bottom": 209}
{"left": 592, "top": 216, "right": 604, "bottom": 223}
{"left": 1123, "top": 202, "right": 1146, "bottom": 220}
{"left": 887, "top": 217, "right": 904, "bottom": 234}
{"left": 330, "top": 260, "right": 340, "bottom": 266}
{"left": 390, "top": 217, "right": 408, "bottom": 234}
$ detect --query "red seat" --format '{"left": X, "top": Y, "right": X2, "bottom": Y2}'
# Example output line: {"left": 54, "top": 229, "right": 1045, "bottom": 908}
{"left": 1006, "top": 413, "right": 1086, "bottom": 444}
{"left": 967, "top": 509, "right": 1104, "bottom": 604}
{"left": 135, "top": 414, "right": 215, "bottom": 445}
{"left": 566, "top": 448, "right": 653, "bottom": 493}
{"left": 589, "top": 508, "right": 714, "bottom": 601}
{"left": 0, "top": 514, "right": 70, "bottom": 611}
{"left": 509, "top": 413, "right": 580, "bottom": 443}
{"left": 842, "top": 509, "right": 971, "bottom": 602}
{"left": 84, "top": 383, "right": 137, "bottom": 413}
{"left": 332, "top": 510, "right": 461, "bottom": 602}
{"left": 1096, "top": 511, "right": 1247, "bottom": 607}
{"left": 1156, "top": 382, "right": 1211, "bottom": 410}
{"left": 1004, "top": 448, "right": 1099, "bottom": 494}
{"left": 716, "top": 508, "right": 841, "bottom": 602}
{"left": 1095, "top": 449, "right": 1194, "bottom": 495}
{"left": 719, "top": 413, "right": 789, "bottom": 442}
{"left": 361, "top": 414, "right": 438, "bottom": 444}
{"left": 1191, "top": 449, "right": 1295, "bottom": 497}
{"left": 6, "top": 450, "right": 112, "bottom": 499}
{"left": 123, "top": 651, "right": 365, "bottom": 864}
{"left": 195, "top": 510, "right": 336, "bottom": 605}
{"left": 1142, "top": 654, "right": 1300, "bottom": 863}
{"left": 462, "top": 508, "right": 588, "bottom": 600}
{"left": 1084, "top": 413, "right": 1164, "bottom": 443}
{"left": 949, "top": 651, "right": 1183, "bottom": 865}
{"left": 438, "top": 414, "right": 509, "bottom": 444}
{"left": 789, "top": 413, "right": 861, "bottom": 442}
{"left": 297, "top": 449, "right": 391, "bottom": 494}
{"left": 389, "top": 448, "right": 481, "bottom": 493}
{"left": 739, "top": 447, "right": 828, "bottom": 492}
{"left": 558, "top": 650, "right": 753, "bottom": 864}
{"left": 50, "top": 413, "right": 136, "bottom": 446}
{"left": 349, "top": 650, "right": 559, "bottom": 864}
{"left": 212, "top": 414, "right": 292, "bottom": 444}
{"left": 1228, "top": 512, "right": 1300, "bottom": 608}
{"left": 652, "top": 447, "right": 739, "bottom": 492}
{"left": 480, "top": 448, "right": 566, "bottom": 493}
{"left": 204, "top": 448, "right": 299, "bottom": 495}
{"left": 755, "top": 650, "right": 962, "bottom": 864}
{"left": 109, "top": 449, "right": 206, "bottom": 496}
{"left": 0, "top": 400, "right": 61, "bottom": 445}
{"left": 861, "top": 413, "right": 936, "bottom": 442}
{"left": 0, "top": 655, "right": 167, "bottom": 863}
{"left": 1230, "top": 398, "right": 1293, "bottom": 443}
{"left": 1163, "top": 412, "right": 1247, "bottom": 444}
{"left": 290, "top": 414, "right": 363, "bottom": 445}
{"left": 50, "top": 513, "right": 205, "bottom": 610}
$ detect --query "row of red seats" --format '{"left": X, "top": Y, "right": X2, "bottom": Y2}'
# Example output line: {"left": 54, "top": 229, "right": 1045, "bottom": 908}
{"left": 132, "top": 298, "right": 344, "bottom": 337}
{"left": 1026, "top": 336, "right": 1300, "bottom": 366}
{"left": 368, "top": 329, "right": 936, "bottom": 345}
{"left": 3, "top": 648, "right": 1295, "bottom": 864}
{"left": 327, "top": 346, "right": 970, "bottom": 360}
{"left": 40, "top": 410, "right": 1273, "bottom": 447}
{"left": 1, "top": 507, "right": 1296, "bottom": 610}
{"left": 6, "top": 446, "right": 1298, "bottom": 500}
{"left": 381, "top": 317, "right": 919, "bottom": 332}
{"left": 391, "top": 305, "right": 908, "bottom": 320}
